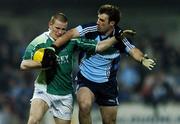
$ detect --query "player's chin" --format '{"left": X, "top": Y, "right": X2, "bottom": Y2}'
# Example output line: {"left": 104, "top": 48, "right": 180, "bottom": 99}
{"left": 97, "top": 28, "right": 103, "bottom": 33}
{"left": 56, "top": 34, "right": 63, "bottom": 38}
{"left": 97, "top": 26, "right": 101, "bottom": 31}
{"left": 97, "top": 27, "right": 104, "bottom": 33}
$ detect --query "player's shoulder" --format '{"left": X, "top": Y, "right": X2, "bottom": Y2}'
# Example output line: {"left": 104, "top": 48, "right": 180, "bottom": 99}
{"left": 32, "top": 31, "right": 49, "bottom": 43}
{"left": 114, "top": 26, "right": 122, "bottom": 34}
{"left": 26, "top": 31, "right": 50, "bottom": 49}
{"left": 80, "top": 22, "right": 97, "bottom": 28}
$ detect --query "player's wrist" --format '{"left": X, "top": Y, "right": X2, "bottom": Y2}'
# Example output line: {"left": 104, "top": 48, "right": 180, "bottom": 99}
{"left": 140, "top": 57, "right": 145, "bottom": 64}
{"left": 140, "top": 54, "right": 148, "bottom": 64}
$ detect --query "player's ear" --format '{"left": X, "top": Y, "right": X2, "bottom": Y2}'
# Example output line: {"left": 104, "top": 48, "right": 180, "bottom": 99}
{"left": 110, "top": 21, "right": 115, "bottom": 27}
{"left": 48, "top": 21, "right": 53, "bottom": 30}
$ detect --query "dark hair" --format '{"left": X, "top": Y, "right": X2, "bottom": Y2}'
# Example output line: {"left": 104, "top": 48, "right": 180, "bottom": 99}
{"left": 50, "top": 12, "right": 68, "bottom": 24}
{"left": 98, "top": 4, "right": 121, "bottom": 26}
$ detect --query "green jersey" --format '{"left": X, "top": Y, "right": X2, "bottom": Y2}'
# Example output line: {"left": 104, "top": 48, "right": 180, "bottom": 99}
{"left": 22, "top": 31, "right": 97, "bottom": 95}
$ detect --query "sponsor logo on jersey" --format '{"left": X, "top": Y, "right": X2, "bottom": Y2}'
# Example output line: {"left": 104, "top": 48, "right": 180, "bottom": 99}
{"left": 57, "top": 55, "right": 69, "bottom": 64}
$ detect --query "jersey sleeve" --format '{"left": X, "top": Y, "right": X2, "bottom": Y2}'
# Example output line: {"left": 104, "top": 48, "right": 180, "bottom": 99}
{"left": 72, "top": 38, "right": 97, "bottom": 54}
{"left": 22, "top": 32, "right": 53, "bottom": 60}
{"left": 114, "top": 37, "right": 135, "bottom": 54}
{"left": 112, "top": 26, "right": 135, "bottom": 54}
{"left": 22, "top": 44, "right": 36, "bottom": 60}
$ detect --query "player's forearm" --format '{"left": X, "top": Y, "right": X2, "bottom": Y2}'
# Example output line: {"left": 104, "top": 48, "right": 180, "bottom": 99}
{"left": 129, "top": 47, "right": 144, "bottom": 62}
{"left": 130, "top": 48, "right": 156, "bottom": 70}
{"left": 54, "top": 28, "right": 79, "bottom": 47}
{"left": 96, "top": 37, "right": 118, "bottom": 52}
{"left": 20, "top": 60, "right": 42, "bottom": 70}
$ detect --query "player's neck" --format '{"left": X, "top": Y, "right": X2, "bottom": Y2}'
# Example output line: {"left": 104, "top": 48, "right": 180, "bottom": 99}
{"left": 105, "top": 27, "right": 114, "bottom": 36}
{"left": 49, "top": 32, "right": 57, "bottom": 41}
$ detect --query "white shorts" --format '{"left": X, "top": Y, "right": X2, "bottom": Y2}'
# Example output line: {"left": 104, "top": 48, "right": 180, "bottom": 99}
{"left": 31, "top": 83, "right": 73, "bottom": 120}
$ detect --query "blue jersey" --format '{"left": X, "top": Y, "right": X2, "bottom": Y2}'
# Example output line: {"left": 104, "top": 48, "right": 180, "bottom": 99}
{"left": 76, "top": 23, "right": 135, "bottom": 83}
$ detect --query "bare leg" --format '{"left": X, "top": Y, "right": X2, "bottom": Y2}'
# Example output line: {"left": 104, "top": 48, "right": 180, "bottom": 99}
{"left": 27, "top": 99, "right": 49, "bottom": 124}
{"left": 54, "top": 117, "right": 71, "bottom": 124}
{"left": 100, "top": 106, "right": 118, "bottom": 124}
{"left": 77, "top": 87, "right": 95, "bottom": 124}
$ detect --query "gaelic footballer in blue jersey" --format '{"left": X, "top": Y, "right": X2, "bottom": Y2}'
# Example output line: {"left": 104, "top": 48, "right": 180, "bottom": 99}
{"left": 52, "top": 4, "right": 156, "bottom": 124}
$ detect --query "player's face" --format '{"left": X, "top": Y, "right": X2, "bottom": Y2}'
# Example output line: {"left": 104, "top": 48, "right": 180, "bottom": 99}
{"left": 49, "top": 19, "right": 68, "bottom": 40}
{"left": 96, "top": 14, "right": 113, "bottom": 35}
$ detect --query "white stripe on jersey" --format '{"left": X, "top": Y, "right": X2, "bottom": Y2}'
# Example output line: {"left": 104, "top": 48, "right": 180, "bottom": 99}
{"left": 122, "top": 37, "right": 135, "bottom": 52}
{"left": 30, "top": 31, "right": 51, "bottom": 58}
{"left": 79, "top": 25, "right": 97, "bottom": 36}
{"left": 96, "top": 52, "right": 120, "bottom": 59}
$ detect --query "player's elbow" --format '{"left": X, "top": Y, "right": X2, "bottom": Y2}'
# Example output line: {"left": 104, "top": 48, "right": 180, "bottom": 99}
{"left": 20, "top": 60, "right": 29, "bottom": 70}
{"left": 96, "top": 45, "right": 103, "bottom": 53}
{"left": 20, "top": 62, "right": 27, "bottom": 70}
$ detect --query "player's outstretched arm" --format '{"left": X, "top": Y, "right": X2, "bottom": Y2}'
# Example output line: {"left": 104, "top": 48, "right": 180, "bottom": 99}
{"left": 129, "top": 48, "right": 156, "bottom": 70}
{"left": 96, "top": 29, "right": 136, "bottom": 52}
{"left": 53, "top": 28, "right": 80, "bottom": 49}
{"left": 96, "top": 37, "right": 117, "bottom": 52}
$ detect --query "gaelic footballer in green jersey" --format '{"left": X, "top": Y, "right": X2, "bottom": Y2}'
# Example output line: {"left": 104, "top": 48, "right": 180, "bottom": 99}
{"left": 22, "top": 31, "right": 98, "bottom": 95}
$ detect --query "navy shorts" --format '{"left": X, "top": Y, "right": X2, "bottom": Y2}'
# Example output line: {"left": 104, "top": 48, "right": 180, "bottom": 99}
{"left": 76, "top": 72, "right": 119, "bottom": 106}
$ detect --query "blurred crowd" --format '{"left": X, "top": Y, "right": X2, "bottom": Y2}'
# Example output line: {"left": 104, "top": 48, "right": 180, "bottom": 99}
{"left": 0, "top": 37, "right": 34, "bottom": 123}
{"left": 117, "top": 35, "right": 180, "bottom": 105}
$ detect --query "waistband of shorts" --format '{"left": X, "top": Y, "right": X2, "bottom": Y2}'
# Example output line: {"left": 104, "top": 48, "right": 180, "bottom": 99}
{"left": 34, "top": 83, "right": 47, "bottom": 90}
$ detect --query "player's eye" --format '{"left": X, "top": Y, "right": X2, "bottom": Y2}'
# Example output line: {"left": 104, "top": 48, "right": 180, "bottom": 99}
{"left": 55, "top": 27, "right": 61, "bottom": 30}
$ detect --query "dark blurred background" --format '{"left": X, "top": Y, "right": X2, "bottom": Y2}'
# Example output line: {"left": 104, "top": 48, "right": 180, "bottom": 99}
{"left": 0, "top": 0, "right": 179, "bottom": 124}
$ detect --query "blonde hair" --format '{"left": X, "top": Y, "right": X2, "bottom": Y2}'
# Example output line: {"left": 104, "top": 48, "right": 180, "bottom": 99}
{"left": 49, "top": 12, "right": 68, "bottom": 24}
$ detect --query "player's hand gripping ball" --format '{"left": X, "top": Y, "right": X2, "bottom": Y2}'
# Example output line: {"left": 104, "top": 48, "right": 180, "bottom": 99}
{"left": 33, "top": 47, "right": 57, "bottom": 68}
